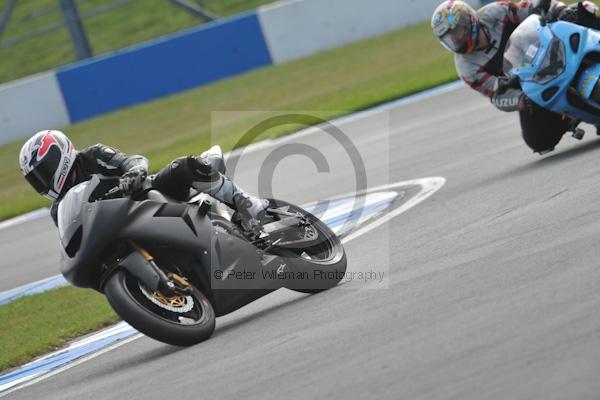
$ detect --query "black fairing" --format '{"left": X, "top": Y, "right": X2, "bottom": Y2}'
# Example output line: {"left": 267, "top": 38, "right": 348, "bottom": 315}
{"left": 59, "top": 176, "right": 272, "bottom": 316}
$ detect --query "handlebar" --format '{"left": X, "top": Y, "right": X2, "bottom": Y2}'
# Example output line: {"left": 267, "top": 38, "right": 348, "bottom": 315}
{"left": 497, "top": 74, "right": 522, "bottom": 95}
{"left": 99, "top": 176, "right": 153, "bottom": 201}
{"left": 100, "top": 186, "right": 123, "bottom": 200}
{"left": 507, "top": 75, "right": 522, "bottom": 90}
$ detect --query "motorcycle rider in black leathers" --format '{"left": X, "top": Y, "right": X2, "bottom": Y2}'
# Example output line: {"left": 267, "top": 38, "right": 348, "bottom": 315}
{"left": 431, "top": 0, "right": 600, "bottom": 153}
{"left": 18, "top": 130, "right": 268, "bottom": 232}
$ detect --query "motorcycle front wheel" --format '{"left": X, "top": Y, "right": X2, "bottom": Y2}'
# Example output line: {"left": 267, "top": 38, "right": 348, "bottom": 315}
{"left": 104, "top": 270, "right": 215, "bottom": 346}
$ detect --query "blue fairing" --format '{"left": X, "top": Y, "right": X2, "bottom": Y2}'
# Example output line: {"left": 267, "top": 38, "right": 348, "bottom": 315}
{"left": 506, "top": 16, "right": 600, "bottom": 124}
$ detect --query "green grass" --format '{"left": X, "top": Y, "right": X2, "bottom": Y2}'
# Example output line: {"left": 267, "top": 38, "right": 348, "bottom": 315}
{"left": 0, "top": 22, "right": 458, "bottom": 220}
{"left": 199, "top": 0, "right": 275, "bottom": 16}
{"left": 0, "top": 0, "right": 276, "bottom": 84}
{"left": 0, "top": 286, "right": 119, "bottom": 372}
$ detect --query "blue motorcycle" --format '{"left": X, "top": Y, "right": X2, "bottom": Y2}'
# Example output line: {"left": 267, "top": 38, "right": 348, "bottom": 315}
{"left": 503, "top": 10, "right": 600, "bottom": 152}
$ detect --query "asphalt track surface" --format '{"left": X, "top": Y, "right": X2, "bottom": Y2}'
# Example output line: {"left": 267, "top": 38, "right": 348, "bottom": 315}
{"left": 3, "top": 85, "right": 600, "bottom": 399}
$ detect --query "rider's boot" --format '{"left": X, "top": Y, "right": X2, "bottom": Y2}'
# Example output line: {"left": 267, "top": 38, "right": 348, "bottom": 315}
{"left": 233, "top": 192, "right": 269, "bottom": 233}
{"left": 189, "top": 152, "right": 269, "bottom": 232}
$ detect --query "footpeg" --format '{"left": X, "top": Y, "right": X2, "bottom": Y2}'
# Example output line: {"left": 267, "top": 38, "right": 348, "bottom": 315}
{"left": 197, "top": 198, "right": 212, "bottom": 216}
{"left": 572, "top": 128, "right": 585, "bottom": 140}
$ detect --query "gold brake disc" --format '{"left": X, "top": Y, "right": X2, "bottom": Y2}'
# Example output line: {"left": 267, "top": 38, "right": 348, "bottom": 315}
{"left": 151, "top": 273, "right": 193, "bottom": 307}
{"left": 138, "top": 273, "right": 195, "bottom": 313}
{"left": 152, "top": 290, "right": 187, "bottom": 308}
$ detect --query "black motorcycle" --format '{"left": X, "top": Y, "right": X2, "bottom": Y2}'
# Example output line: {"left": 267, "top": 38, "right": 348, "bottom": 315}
{"left": 57, "top": 174, "right": 346, "bottom": 346}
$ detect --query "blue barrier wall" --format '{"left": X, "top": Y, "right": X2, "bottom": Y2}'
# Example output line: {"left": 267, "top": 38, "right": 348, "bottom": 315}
{"left": 56, "top": 12, "right": 272, "bottom": 122}
{"left": 2, "top": 0, "right": 478, "bottom": 145}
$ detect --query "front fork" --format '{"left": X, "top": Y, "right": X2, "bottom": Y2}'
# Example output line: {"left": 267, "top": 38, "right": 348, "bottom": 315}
{"left": 126, "top": 241, "right": 191, "bottom": 296}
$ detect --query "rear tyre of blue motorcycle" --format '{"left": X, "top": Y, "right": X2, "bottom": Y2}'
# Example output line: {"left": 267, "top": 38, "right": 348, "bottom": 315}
{"left": 104, "top": 270, "right": 215, "bottom": 346}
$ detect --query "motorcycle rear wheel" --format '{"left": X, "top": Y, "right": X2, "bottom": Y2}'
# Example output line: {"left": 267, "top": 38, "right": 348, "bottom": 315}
{"left": 267, "top": 199, "right": 347, "bottom": 294}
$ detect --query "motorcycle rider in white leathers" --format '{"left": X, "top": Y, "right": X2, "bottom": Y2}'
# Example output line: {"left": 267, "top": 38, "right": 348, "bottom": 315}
{"left": 432, "top": 0, "right": 600, "bottom": 153}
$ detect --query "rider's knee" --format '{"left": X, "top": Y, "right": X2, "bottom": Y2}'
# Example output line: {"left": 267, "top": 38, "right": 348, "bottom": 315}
{"left": 198, "top": 145, "right": 225, "bottom": 175}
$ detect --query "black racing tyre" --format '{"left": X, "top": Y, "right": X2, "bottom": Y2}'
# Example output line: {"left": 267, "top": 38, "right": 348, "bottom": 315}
{"left": 267, "top": 199, "right": 347, "bottom": 294}
{"left": 104, "top": 270, "right": 215, "bottom": 346}
{"left": 521, "top": 128, "right": 565, "bottom": 154}
{"left": 519, "top": 99, "right": 568, "bottom": 154}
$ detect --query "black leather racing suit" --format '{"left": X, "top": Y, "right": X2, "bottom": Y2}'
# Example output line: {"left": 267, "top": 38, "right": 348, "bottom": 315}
{"left": 50, "top": 144, "right": 148, "bottom": 224}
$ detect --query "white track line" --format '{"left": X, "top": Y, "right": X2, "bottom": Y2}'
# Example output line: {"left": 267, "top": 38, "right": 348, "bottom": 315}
{"left": 0, "top": 334, "right": 143, "bottom": 398}
{"left": 342, "top": 177, "right": 446, "bottom": 243}
{"left": 0, "top": 208, "right": 50, "bottom": 231}
{"left": 0, "top": 275, "right": 67, "bottom": 305}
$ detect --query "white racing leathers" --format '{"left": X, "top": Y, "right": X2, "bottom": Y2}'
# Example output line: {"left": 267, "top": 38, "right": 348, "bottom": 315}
{"left": 454, "top": 1, "right": 566, "bottom": 111}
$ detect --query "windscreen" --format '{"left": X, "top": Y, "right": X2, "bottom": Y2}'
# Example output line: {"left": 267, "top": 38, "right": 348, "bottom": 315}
{"left": 503, "top": 16, "right": 543, "bottom": 75}
{"left": 57, "top": 181, "right": 90, "bottom": 240}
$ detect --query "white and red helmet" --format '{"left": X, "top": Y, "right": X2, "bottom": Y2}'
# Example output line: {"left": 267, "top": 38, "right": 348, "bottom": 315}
{"left": 19, "top": 130, "right": 77, "bottom": 200}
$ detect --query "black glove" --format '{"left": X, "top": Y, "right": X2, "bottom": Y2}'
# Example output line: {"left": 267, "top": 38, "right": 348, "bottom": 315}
{"left": 555, "top": 2, "right": 600, "bottom": 26}
{"left": 556, "top": 3, "right": 582, "bottom": 23}
{"left": 496, "top": 75, "right": 521, "bottom": 94}
{"left": 119, "top": 166, "right": 147, "bottom": 194}
{"left": 532, "top": 0, "right": 553, "bottom": 15}
{"left": 575, "top": 2, "right": 600, "bottom": 29}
